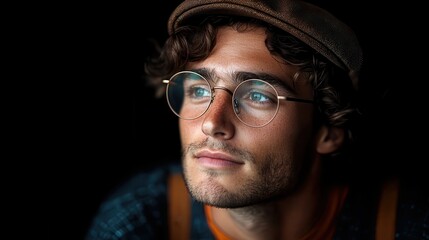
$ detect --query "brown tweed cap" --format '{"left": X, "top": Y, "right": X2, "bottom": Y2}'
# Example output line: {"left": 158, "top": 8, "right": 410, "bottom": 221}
{"left": 168, "top": 0, "right": 362, "bottom": 86}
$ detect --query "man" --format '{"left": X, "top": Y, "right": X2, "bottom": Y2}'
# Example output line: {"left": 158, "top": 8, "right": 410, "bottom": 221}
{"left": 86, "top": 0, "right": 428, "bottom": 239}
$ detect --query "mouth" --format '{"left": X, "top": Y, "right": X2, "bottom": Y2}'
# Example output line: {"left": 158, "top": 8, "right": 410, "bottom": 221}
{"left": 194, "top": 149, "right": 244, "bottom": 169}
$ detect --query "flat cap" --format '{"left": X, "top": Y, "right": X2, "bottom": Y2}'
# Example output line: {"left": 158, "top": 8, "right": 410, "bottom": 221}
{"left": 168, "top": 0, "right": 362, "bottom": 85}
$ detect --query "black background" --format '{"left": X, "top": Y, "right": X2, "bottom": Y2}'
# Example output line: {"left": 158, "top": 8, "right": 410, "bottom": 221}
{"left": 51, "top": 1, "right": 182, "bottom": 239}
{"left": 50, "top": 1, "right": 426, "bottom": 239}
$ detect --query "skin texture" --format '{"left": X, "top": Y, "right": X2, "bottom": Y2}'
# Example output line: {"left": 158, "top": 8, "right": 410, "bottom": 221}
{"left": 180, "top": 26, "right": 343, "bottom": 239}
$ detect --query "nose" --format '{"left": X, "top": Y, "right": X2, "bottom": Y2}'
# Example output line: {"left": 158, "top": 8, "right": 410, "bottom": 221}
{"left": 201, "top": 87, "right": 236, "bottom": 139}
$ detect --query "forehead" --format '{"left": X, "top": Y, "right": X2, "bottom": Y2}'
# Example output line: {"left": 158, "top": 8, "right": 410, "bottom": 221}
{"left": 186, "top": 26, "right": 312, "bottom": 95}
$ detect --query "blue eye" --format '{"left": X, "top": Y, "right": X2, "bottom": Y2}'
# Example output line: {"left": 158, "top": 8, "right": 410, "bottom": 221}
{"left": 193, "top": 87, "right": 210, "bottom": 98}
{"left": 249, "top": 91, "right": 269, "bottom": 103}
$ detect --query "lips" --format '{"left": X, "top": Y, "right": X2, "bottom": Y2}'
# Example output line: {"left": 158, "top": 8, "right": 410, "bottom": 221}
{"left": 194, "top": 149, "right": 244, "bottom": 168}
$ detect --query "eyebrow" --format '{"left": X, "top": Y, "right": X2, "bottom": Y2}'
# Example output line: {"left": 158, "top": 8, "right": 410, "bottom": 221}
{"left": 190, "top": 68, "right": 297, "bottom": 94}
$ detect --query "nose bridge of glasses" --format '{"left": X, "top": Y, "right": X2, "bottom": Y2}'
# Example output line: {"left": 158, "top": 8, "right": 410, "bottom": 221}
{"left": 212, "top": 86, "right": 233, "bottom": 96}
{"left": 209, "top": 86, "right": 234, "bottom": 112}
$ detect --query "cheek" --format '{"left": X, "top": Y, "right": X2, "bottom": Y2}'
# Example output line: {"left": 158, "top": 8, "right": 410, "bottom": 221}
{"left": 265, "top": 106, "right": 315, "bottom": 151}
{"left": 179, "top": 120, "right": 200, "bottom": 146}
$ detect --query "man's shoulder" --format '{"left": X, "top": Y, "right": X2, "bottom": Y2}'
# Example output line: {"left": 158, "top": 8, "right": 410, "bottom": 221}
{"left": 334, "top": 177, "right": 429, "bottom": 239}
{"left": 86, "top": 162, "right": 182, "bottom": 240}
{"left": 107, "top": 162, "right": 182, "bottom": 200}
{"left": 395, "top": 177, "right": 429, "bottom": 239}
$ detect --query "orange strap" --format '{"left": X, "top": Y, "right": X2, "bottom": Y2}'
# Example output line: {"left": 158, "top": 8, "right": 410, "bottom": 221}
{"left": 376, "top": 177, "right": 399, "bottom": 240}
{"left": 168, "top": 173, "right": 191, "bottom": 240}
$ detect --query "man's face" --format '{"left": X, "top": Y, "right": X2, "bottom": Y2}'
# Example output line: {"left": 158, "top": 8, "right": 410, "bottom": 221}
{"left": 180, "top": 26, "right": 316, "bottom": 208}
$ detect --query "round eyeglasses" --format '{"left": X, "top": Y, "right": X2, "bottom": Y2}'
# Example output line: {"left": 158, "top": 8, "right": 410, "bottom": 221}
{"left": 162, "top": 71, "right": 314, "bottom": 127}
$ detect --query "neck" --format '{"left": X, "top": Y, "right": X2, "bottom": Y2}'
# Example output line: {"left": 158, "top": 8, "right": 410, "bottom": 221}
{"left": 228, "top": 203, "right": 279, "bottom": 237}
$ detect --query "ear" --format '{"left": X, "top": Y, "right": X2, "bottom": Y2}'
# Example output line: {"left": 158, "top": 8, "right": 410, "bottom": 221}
{"left": 315, "top": 126, "right": 345, "bottom": 154}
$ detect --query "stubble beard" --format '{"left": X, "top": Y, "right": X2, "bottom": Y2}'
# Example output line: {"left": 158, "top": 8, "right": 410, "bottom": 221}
{"left": 181, "top": 139, "right": 302, "bottom": 208}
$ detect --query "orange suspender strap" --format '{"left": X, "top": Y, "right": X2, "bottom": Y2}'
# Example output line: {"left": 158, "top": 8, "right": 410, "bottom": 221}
{"left": 168, "top": 173, "right": 191, "bottom": 240}
{"left": 375, "top": 177, "right": 400, "bottom": 240}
